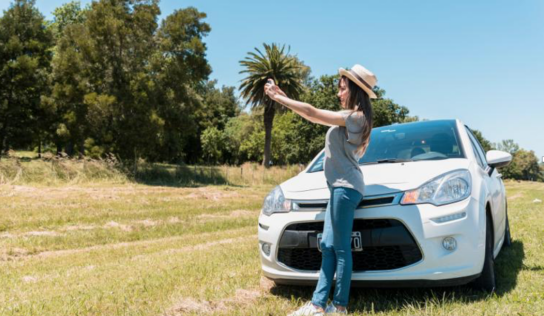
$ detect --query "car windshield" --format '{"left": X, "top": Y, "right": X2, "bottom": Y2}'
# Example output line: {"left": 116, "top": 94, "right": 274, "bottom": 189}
{"left": 308, "top": 120, "right": 465, "bottom": 173}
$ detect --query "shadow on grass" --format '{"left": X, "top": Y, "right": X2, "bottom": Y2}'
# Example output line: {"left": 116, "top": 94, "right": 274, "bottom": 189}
{"left": 133, "top": 164, "right": 244, "bottom": 188}
{"left": 270, "top": 240, "right": 524, "bottom": 313}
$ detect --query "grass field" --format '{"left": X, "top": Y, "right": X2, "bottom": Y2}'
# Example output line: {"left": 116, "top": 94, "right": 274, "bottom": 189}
{"left": 1, "top": 163, "right": 543, "bottom": 315}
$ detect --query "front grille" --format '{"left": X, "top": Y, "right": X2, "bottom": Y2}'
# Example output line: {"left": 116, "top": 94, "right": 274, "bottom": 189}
{"left": 287, "top": 219, "right": 392, "bottom": 231}
{"left": 277, "top": 219, "right": 422, "bottom": 272}
{"left": 360, "top": 196, "right": 395, "bottom": 207}
{"left": 294, "top": 194, "right": 399, "bottom": 211}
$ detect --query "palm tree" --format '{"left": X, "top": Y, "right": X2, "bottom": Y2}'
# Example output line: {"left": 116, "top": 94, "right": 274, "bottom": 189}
{"left": 239, "top": 43, "right": 304, "bottom": 167}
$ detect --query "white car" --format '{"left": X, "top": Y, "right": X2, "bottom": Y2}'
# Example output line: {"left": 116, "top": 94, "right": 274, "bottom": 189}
{"left": 258, "top": 119, "right": 512, "bottom": 291}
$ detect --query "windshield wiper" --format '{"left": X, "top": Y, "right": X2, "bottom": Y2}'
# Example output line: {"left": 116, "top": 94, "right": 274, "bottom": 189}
{"left": 376, "top": 158, "right": 413, "bottom": 164}
{"left": 360, "top": 158, "right": 413, "bottom": 165}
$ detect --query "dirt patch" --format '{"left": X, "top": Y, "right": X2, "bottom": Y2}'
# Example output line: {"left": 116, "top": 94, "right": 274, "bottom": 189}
{"left": 165, "top": 288, "right": 263, "bottom": 316}
{"left": 22, "top": 275, "right": 38, "bottom": 283}
{"left": 259, "top": 276, "right": 276, "bottom": 293}
{"left": 196, "top": 209, "right": 257, "bottom": 221}
{"left": 162, "top": 236, "right": 253, "bottom": 256}
{"left": 226, "top": 289, "right": 262, "bottom": 305}
{"left": 166, "top": 297, "right": 215, "bottom": 315}
{"left": 134, "top": 219, "right": 159, "bottom": 227}
{"left": 230, "top": 210, "right": 256, "bottom": 217}
{"left": 104, "top": 221, "right": 133, "bottom": 232}
{"left": 63, "top": 224, "right": 97, "bottom": 231}
{"left": 0, "top": 185, "right": 153, "bottom": 201}
{"left": 184, "top": 188, "right": 241, "bottom": 201}
{"left": 8, "top": 247, "right": 29, "bottom": 256}
{"left": 24, "top": 231, "right": 62, "bottom": 237}
{"left": 90, "top": 194, "right": 121, "bottom": 200}
{"left": 508, "top": 192, "right": 524, "bottom": 200}
{"left": 0, "top": 247, "right": 29, "bottom": 261}
{"left": 65, "top": 219, "right": 169, "bottom": 231}
{"left": 167, "top": 216, "right": 181, "bottom": 224}
{"left": 11, "top": 185, "right": 38, "bottom": 193}
{"left": 0, "top": 232, "right": 15, "bottom": 238}
{"left": 196, "top": 213, "right": 224, "bottom": 220}
{"left": 5, "top": 228, "right": 253, "bottom": 261}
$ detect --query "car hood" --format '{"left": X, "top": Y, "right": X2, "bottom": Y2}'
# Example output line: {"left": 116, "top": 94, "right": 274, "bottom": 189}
{"left": 281, "top": 159, "right": 470, "bottom": 200}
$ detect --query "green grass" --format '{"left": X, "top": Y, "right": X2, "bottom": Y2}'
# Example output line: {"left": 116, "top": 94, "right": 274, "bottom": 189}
{"left": 0, "top": 172, "right": 543, "bottom": 315}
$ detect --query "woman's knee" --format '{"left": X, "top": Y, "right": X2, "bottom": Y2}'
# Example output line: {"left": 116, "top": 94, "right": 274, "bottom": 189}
{"left": 320, "top": 240, "right": 334, "bottom": 254}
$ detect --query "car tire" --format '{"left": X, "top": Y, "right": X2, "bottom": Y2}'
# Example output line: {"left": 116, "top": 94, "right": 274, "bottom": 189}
{"left": 503, "top": 203, "right": 512, "bottom": 247}
{"left": 472, "top": 214, "right": 496, "bottom": 292}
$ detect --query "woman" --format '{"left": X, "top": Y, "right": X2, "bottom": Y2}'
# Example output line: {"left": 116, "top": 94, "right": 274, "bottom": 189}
{"left": 264, "top": 64, "right": 377, "bottom": 316}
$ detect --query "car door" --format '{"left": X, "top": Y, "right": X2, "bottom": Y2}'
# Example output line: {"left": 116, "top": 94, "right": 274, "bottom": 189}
{"left": 465, "top": 127, "right": 505, "bottom": 249}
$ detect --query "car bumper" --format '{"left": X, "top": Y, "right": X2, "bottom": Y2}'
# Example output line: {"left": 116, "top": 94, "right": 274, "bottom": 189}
{"left": 258, "top": 196, "right": 485, "bottom": 286}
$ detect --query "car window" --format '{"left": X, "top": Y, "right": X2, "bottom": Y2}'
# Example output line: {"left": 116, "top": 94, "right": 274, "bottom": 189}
{"left": 307, "top": 120, "right": 465, "bottom": 172}
{"left": 308, "top": 152, "right": 325, "bottom": 173}
{"left": 465, "top": 127, "right": 488, "bottom": 170}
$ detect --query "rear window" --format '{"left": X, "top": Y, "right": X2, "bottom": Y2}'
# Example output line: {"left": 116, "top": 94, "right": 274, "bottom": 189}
{"left": 308, "top": 120, "right": 465, "bottom": 172}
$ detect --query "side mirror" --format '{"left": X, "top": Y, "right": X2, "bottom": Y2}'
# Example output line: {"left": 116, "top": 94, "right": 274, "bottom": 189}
{"left": 486, "top": 150, "right": 512, "bottom": 169}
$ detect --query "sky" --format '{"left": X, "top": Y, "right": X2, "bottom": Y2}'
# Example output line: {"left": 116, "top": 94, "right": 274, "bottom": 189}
{"left": 1, "top": 0, "right": 543, "bottom": 161}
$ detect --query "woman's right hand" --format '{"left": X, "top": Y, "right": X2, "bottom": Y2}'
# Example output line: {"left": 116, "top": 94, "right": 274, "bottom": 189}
{"left": 265, "top": 79, "right": 287, "bottom": 100}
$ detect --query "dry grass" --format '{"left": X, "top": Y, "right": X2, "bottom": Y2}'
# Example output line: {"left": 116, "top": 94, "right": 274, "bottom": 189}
{"left": 0, "top": 164, "right": 542, "bottom": 315}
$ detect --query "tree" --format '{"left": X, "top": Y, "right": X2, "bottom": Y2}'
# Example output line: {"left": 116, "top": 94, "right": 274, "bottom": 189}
{"left": 495, "top": 139, "right": 542, "bottom": 182}
{"left": 371, "top": 87, "right": 414, "bottom": 127}
{"left": 223, "top": 112, "right": 255, "bottom": 165}
{"left": 185, "top": 80, "right": 241, "bottom": 164}
{"left": 239, "top": 43, "right": 304, "bottom": 167}
{"left": 200, "top": 126, "right": 225, "bottom": 164}
{"left": 514, "top": 150, "right": 542, "bottom": 181}
{"left": 41, "top": 0, "right": 88, "bottom": 156}
{"left": 43, "top": 1, "right": 212, "bottom": 162}
{"left": 152, "top": 6, "right": 211, "bottom": 162}
{"left": 0, "top": 0, "right": 53, "bottom": 155}
{"left": 48, "top": 1, "right": 87, "bottom": 40}
{"left": 471, "top": 129, "right": 494, "bottom": 152}
{"left": 496, "top": 139, "right": 519, "bottom": 155}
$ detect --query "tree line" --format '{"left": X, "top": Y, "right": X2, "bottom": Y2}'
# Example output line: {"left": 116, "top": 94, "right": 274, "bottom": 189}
{"left": 1, "top": 0, "right": 542, "bottom": 181}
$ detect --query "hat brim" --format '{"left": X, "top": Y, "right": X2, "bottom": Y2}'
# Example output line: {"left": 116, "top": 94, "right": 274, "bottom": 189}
{"left": 338, "top": 68, "right": 377, "bottom": 99}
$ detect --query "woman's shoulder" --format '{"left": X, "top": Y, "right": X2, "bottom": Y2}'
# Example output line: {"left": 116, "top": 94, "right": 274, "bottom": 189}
{"left": 340, "top": 109, "right": 364, "bottom": 119}
{"left": 340, "top": 110, "right": 365, "bottom": 129}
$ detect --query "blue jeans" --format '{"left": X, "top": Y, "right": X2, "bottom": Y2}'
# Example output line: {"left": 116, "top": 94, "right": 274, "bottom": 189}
{"left": 311, "top": 184, "right": 363, "bottom": 308}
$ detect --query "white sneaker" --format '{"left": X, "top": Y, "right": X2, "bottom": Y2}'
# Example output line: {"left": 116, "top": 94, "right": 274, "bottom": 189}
{"left": 288, "top": 302, "right": 325, "bottom": 316}
{"left": 325, "top": 303, "right": 348, "bottom": 314}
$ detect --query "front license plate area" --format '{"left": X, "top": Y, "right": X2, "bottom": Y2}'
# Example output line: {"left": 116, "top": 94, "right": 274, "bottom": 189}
{"left": 316, "top": 232, "right": 362, "bottom": 252}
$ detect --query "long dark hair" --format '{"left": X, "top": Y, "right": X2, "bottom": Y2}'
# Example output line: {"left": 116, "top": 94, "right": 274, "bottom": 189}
{"left": 340, "top": 76, "right": 373, "bottom": 156}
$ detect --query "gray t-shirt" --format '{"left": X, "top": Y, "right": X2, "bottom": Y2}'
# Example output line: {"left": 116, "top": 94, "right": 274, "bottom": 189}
{"left": 323, "top": 110, "right": 366, "bottom": 196}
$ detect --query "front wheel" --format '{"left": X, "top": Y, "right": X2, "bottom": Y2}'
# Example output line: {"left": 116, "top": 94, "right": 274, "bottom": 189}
{"left": 472, "top": 214, "right": 496, "bottom": 292}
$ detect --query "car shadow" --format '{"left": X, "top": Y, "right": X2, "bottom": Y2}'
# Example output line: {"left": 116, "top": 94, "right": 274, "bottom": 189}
{"left": 269, "top": 240, "right": 524, "bottom": 313}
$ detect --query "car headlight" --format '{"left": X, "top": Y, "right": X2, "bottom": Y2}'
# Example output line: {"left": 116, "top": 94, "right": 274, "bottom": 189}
{"left": 262, "top": 186, "right": 291, "bottom": 216}
{"left": 401, "top": 169, "right": 471, "bottom": 206}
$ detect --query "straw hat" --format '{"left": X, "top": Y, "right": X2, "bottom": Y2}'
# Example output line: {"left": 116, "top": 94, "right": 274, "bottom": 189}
{"left": 338, "top": 64, "right": 378, "bottom": 99}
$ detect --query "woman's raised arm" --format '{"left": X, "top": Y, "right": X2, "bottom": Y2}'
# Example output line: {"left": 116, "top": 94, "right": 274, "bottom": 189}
{"left": 265, "top": 82, "right": 346, "bottom": 127}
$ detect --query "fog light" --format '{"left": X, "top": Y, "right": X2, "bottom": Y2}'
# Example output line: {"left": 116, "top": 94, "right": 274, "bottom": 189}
{"left": 261, "top": 242, "right": 271, "bottom": 256}
{"left": 442, "top": 237, "right": 457, "bottom": 251}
